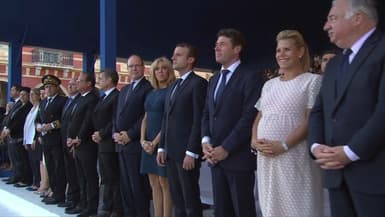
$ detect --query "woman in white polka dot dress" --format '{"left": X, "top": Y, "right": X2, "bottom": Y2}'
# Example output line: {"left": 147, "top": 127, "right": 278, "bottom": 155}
{"left": 251, "top": 30, "right": 324, "bottom": 217}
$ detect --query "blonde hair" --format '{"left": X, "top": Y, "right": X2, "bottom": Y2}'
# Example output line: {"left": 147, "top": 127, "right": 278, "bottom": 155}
{"left": 149, "top": 57, "right": 176, "bottom": 89}
{"left": 276, "top": 30, "right": 311, "bottom": 72}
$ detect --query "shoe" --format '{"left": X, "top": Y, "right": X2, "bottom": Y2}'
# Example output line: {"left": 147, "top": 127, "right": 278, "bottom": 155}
{"left": 5, "top": 179, "right": 18, "bottom": 185}
{"left": 26, "top": 186, "right": 37, "bottom": 191}
{"left": 65, "top": 206, "right": 83, "bottom": 214}
{"left": 58, "top": 201, "right": 74, "bottom": 208}
{"left": 2, "top": 177, "right": 12, "bottom": 182}
{"left": 40, "top": 191, "right": 51, "bottom": 198}
{"left": 77, "top": 210, "right": 97, "bottom": 217}
{"left": 44, "top": 197, "right": 63, "bottom": 205}
{"left": 14, "top": 182, "right": 30, "bottom": 188}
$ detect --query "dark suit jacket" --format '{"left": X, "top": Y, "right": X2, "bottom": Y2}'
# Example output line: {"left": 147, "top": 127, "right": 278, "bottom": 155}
{"left": 61, "top": 94, "right": 80, "bottom": 148}
{"left": 309, "top": 30, "right": 385, "bottom": 194}
{"left": 93, "top": 88, "right": 119, "bottom": 152}
{"left": 202, "top": 63, "right": 263, "bottom": 172}
{"left": 67, "top": 91, "right": 99, "bottom": 149}
{"left": 159, "top": 72, "right": 207, "bottom": 163}
{"left": 114, "top": 78, "right": 152, "bottom": 153}
{"left": 5, "top": 102, "right": 32, "bottom": 139}
{"left": 37, "top": 95, "right": 67, "bottom": 146}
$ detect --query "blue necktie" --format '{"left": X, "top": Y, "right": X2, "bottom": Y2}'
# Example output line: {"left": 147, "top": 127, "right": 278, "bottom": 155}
{"left": 63, "top": 98, "right": 73, "bottom": 113}
{"left": 336, "top": 48, "right": 352, "bottom": 90}
{"left": 215, "top": 69, "right": 230, "bottom": 104}
{"left": 170, "top": 78, "right": 182, "bottom": 101}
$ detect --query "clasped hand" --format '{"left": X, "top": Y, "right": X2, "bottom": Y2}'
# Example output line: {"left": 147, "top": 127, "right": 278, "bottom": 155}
{"left": 113, "top": 131, "right": 131, "bottom": 145}
{"left": 141, "top": 140, "right": 155, "bottom": 154}
{"left": 313, "top": 144, "right": 351, "bottom": 170}
{"left": 202, "top": 143, "right": 228, "bottom": 164}
{"left": 251, "top": 138, "right": 285, "bottom": 157}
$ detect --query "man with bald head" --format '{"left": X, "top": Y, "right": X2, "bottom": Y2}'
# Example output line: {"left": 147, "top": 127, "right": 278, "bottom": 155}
{"left": 113, "top": 55, "right": 152, "bottom": 217}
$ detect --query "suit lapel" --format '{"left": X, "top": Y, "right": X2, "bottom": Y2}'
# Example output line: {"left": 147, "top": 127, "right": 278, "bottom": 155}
{"left": 214, "top": 66, "right": 241, "bottom": 112}
{"left": 167, "top": 80, "right": 179, "bottom": 111}
{"left": 120, "top": 81, "right": 141, "bottom": 116}
{"left": 332, "top": 31, "right": 380, "bottom": 114}
{"left": 210, "top": 72, "right": 220, "bottom": 113}
{"left": 168, "top": 72, "right": 193, "bottom": 113}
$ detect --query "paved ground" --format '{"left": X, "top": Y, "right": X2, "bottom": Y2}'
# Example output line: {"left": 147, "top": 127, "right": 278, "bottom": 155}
{"left": 0, "top": 177, "right": 216, "bottom": 217}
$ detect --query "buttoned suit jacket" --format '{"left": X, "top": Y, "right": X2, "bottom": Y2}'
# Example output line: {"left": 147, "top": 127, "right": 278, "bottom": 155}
{"left": 61, "top": 93, "right": 80, "bottom": 148}
{"left": 5, "top": 101, "right": 32, "bottom": 139}
{"left": 113, "top": 79, "right": 152, "bottom": 153}
{"left": 93, "top": 88, "right": 119, "bottom": 153}
{"left": 201, "top": 63, "right": 263, "bottom": 171}
{"left": 67, "top": 92, "right": 99, "bottom": 150}
{"left": 159, "top": 72, "right": 207, "bottom": 163}
{"left": 309, "top": 30, "right": 385, "bottom": 194}
{"left": 37, "top": 95, "right": 67, "bottom": 146}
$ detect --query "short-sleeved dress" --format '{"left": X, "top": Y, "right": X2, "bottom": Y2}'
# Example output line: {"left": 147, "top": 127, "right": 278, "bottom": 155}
{"left": 255, "top": 73, "right": 323, "bottom": 217}
{"left": 140, "top": 88, "right": 168, "bottom": 177}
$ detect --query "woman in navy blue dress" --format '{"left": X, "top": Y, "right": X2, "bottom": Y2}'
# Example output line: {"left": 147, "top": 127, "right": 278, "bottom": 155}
{"left": 140, "top": 57, "right": 176, "bottom": 217}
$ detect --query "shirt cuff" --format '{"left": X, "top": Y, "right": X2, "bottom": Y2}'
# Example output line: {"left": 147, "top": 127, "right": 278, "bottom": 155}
{"left": 202, "top": 136, "right": 211, "bottom": 144}
{"left": 186, "top": 151, "right": 199, "bottom": 159}
{"left": 310, "top": 143, "right": 321, "bottom": 154}
{"left": 343, "top": 145, "right": 360, "bottom": 161}
{"left": 157, "top": 148, "right": 165, "bottom": 153}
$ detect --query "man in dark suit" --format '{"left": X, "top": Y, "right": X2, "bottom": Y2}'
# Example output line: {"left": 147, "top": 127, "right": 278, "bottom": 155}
{"left": 2, "top": 87, "right": 33, "bottom": 186}
{"left": 1, "top": 84, "right": 22, "bottom": 184}
{"left": 60, "top": 78, "right": 80, "bottom": 211}
{"left": 92, "top": 69, "right": 122, "bottom": 217}
{"left": 113, "top": 55, "right": 152, "bottom": 217}
{"left": 201, "top": 29, "right": 262, "bottom": 217}
{"left": 67, "top": 73, "right": 99, "bottom": 217}
{"left": 36, "top": 75, "right": 67, "bottom": 204}
{"left": 309, "top": 0, "right": 385, "bottom": 217}
{"left": 157, "top": 43, "right": 207, "bottom": 217}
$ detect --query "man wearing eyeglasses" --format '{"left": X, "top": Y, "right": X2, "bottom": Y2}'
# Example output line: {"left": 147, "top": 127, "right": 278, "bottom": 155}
{"left": 113, "top": 55, "right": 152, "bottom": 217}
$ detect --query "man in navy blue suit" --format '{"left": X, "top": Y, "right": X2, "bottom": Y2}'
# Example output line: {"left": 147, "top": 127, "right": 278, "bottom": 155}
{"left": 309, "top": 0, "right": 385, "bottom": 217}
{"left": 201, "top": 29, "right": 263, "bottom": 217}
{"left": 113, "top": 55, "right": 152, "bottom": 217}
{"left": 157, "top": 43, "right": 207, "bottom": 217}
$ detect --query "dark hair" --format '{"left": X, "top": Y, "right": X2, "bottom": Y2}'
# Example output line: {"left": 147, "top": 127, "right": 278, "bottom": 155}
{"left": 11, "top": 84, "right": 22, "bottom": 92}
{"left": 176, "top": 42, "right": 199, "bottom": 67}
{"left": 20, "top": 86, "right": 31, "bottom": 93}
{"left": 321, "top": 48, "right": 340, "bottom": 57}
{"left": 101, "top": 68, "right": 119, "bottom": 86}
{"left": 128, "top": 54, "right": 144, "bottom": 66}
{"left": 217, "top": 28, "right": 246, "bottom": 55}
{"left": 83, "top": 73, "right": 96, "bottom": 87}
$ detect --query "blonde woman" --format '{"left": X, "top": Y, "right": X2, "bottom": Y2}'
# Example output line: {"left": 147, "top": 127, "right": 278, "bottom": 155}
{"left": 251, "top": 30, "right": 323, "bottom": 217}
{"left": 140, "top": 57, "right": 175, "bottom": 217}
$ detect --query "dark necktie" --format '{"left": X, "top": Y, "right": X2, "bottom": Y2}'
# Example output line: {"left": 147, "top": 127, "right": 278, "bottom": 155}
{"left": 63, "top": 97, "right": 73, "bottom": 113}
{"left": 45, "top": 98, "right": 52, "bottom": 110}
{"left": 124, "top": 81, "right": 135, "bottom": 104}
{"left": 100, "top": 93, "right": 106, "bottom": 99}
{"left": 336, "top": 48, "right": 352, "bottom": 90}
{"left": 215, "top": 69, "right": 230, "bottom": 104}
{"left": 170, "top": 78, "right": 182, "bottom": 101}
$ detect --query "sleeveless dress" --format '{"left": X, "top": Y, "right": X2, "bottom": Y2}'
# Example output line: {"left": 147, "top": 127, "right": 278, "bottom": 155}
{"left": 256, "top": 73, "right": 324, "bottom": 217}
{"left": 140, "top": 88, "right": 168, "bottom": 177}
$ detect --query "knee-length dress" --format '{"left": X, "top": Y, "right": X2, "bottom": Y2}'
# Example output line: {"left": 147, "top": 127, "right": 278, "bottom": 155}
{"left": 256, "top": 73, "right": 323, "bottom": 217}
{"left": 140, "top": 88, "right": 167, "bottom": 177}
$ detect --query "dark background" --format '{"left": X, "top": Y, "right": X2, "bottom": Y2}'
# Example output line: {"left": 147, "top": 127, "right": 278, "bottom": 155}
{"left": 1, "top": 0, "right": 384, "bottom": 70}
